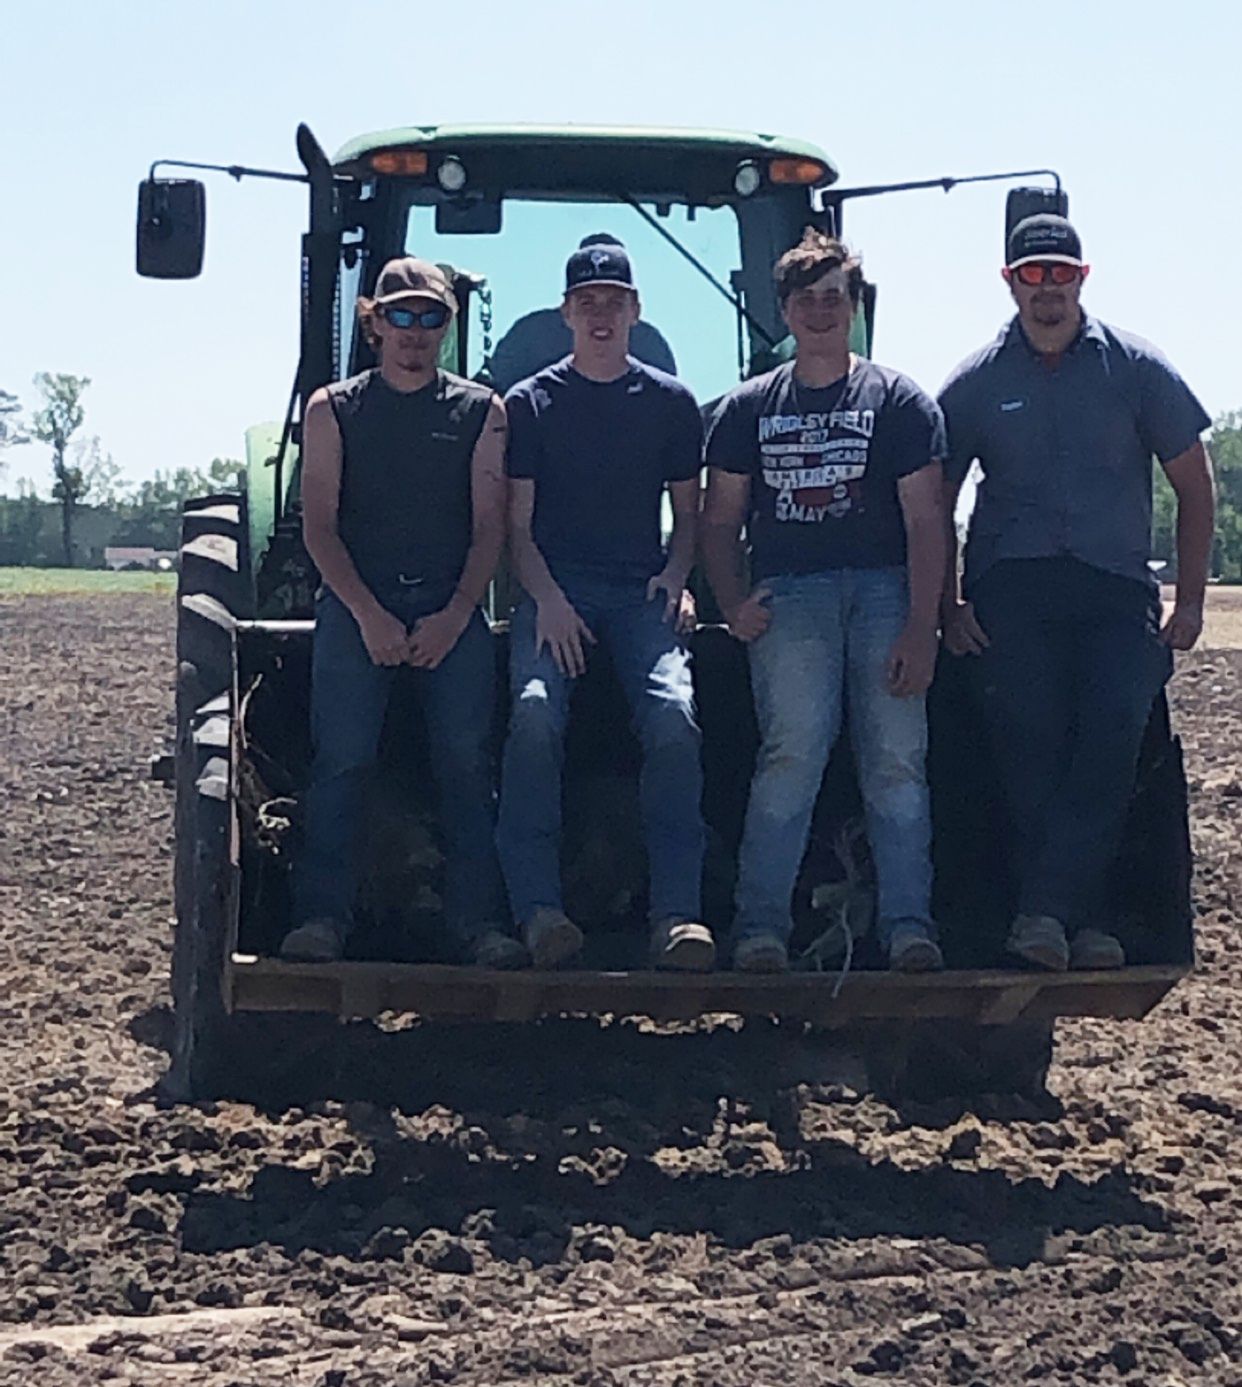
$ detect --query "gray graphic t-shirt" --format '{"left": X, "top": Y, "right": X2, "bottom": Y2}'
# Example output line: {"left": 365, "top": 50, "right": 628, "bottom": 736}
{"left": 705, "top": 359, "right": 945, "bottom": 580}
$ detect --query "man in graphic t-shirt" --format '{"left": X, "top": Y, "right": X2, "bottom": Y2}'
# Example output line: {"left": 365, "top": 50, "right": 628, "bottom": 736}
{"left": 497, "top": 240, "right": 714, "bottom": 972}
{"left": 702, "top": 229, "right": 947, "bottom": 973}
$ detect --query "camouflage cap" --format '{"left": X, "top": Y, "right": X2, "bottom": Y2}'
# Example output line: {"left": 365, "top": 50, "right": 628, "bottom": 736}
{"left": 372, "top": 257, "right": 458, "bottom": 314}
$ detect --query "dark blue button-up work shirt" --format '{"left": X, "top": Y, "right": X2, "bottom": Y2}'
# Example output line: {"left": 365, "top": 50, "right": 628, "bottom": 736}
{"left": 939, "top": 314, "right": 1210, "bottom": 592}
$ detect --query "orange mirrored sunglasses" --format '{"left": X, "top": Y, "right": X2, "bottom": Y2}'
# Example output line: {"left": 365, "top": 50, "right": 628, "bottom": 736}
{"left": 1013, "top": 262, "right": 1082, "bottom": 287}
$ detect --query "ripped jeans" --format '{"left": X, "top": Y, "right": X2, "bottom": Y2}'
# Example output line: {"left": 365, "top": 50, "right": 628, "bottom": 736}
{"left": 734, "top": 566, "right": 933, "bottom": 948}
{"left": 496, "top": 571, "right": 705, "bottom": 926}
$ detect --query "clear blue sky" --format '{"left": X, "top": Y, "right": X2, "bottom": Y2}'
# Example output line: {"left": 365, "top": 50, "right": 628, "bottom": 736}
{"left": 2, "top": 0, "right": 1237, "bottom": 492}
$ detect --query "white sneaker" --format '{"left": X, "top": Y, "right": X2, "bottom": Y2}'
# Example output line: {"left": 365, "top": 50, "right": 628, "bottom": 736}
{"left": 650, "top": 918, "right": 716, "bottom": 972}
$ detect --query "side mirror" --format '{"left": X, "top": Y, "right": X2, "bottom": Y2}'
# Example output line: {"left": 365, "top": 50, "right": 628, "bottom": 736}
{"left": 1004, "top": 185, "right": 1069, "bottom": 251}
{"left": 136, "top": 178, "right": 206, "bottom": 278}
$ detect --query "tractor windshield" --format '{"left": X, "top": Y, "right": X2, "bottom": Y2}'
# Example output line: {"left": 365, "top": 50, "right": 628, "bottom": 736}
{"left": 404, "top": 198, "right": 745, "bottom": 403}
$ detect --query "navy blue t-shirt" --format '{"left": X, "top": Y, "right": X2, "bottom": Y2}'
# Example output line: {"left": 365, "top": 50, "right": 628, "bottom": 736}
{"left": 504, "top": 356, "right": 702, "bottom": 581}
{"left": 705, "top": 359, "right": 945, "bottom": 580}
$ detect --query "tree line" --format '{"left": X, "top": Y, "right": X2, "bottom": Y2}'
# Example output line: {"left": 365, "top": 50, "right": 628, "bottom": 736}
{"left": 0, "top": 375, "right": 240, "bottom": 566}
{"left": 2, "top": 373, "right": 1242, "bottom": 578}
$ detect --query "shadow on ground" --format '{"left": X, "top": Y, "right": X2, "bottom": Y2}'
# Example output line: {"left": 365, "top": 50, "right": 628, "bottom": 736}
{"left": 126, "top": 1009, "right": 1167, "bottom": 1272}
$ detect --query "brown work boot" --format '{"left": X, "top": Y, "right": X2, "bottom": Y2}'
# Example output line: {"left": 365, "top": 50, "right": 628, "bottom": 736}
{"left": 522, "top": 908, "right": 584, "bottom": 969}
{"left": 731, "top": 932, "right": 790, "bottom": 974}
{"left": 887, "top": 922, "right": 945, "bottom": 973}
{"left": 1069, "top": 928, "right": 1126, "bottom": 970}
{"left": 279, "top": 917, "right": 345, "bottom": 963}
{"left": 467, "top": 928, "right": 531, "bottom": 970}
{"left": 650, "top": 918, "right": 716, "bottom": 972}
{"left": 1007, "top": 914, "right": 1069, "bottom": 972}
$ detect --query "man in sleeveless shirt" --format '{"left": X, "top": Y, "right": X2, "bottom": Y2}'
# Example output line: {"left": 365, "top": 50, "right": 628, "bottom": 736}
{"left": 702, "top": 230, "right": 948, "bottom": 974}
{"left": 496, "top": 241, "right": 714, "bottom": 971}
{"left": 282, "top": 257, "right": 525, "bottom": 968}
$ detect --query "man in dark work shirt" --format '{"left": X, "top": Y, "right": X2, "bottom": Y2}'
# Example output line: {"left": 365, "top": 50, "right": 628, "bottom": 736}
{"left": 497, "top": 241, "right": 714, "bottom": 972}
{"left": 939, "top": 214, "right": 1215, "bottom": 971}
{"left": 702, "top": 229, "right": 948, "bottom": 974}
{"left": 283, "top": 257, "right": 525, "bottom": 968}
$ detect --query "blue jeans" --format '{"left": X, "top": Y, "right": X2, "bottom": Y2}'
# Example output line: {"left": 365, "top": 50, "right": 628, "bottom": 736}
{"left": 971, "top": 558, "right": 1172, "bottom": 927}
{"left": 496, "top": 574, "right": 705, "bottom": 925}
{"left": 735, "top": 567, "right": 933, "bottom": 947}
{"left": 292, "top": 583, "right": 507, "bottom": 942}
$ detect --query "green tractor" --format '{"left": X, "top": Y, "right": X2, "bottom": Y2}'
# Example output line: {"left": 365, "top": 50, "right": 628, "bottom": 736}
{"left": 138, "top": 123, "right": 1194, "bottom": 1100}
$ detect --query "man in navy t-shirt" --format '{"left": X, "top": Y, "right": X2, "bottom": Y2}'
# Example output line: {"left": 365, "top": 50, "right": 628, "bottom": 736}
{"left": 703, "top": 229, "right": 948, "bottom": 973}
{"left": 497, "top": 240, "right": 713, "bottom": 972}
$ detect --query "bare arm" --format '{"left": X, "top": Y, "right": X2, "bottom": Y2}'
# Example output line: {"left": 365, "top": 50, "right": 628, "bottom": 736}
{"left": 301, "top": 389, "right": 378, "bottom": 621}
{"left": 1160, "top": 439, "right": 1216, "bottom": 649}
{"left": 888, "top": 463, "right": 947, "bottom": 697}
{"left": 407, "top": 396, "right": 509, "bottom": 669}
{"left": 301, "top": 388, "right": 407, "bottom": 666}
{"left": 647, "top": 476, "right": 700, "bottom": 622}
{"left": 898, "top": 462, "right": 947, "bottom": 634}
{"left": 508, "top": 477, "right": 565, "bottom": 606}
{"left": 507, "top": 477, "right": 596, "bottom": 676}
{"left": 701, "top": 468, "right": 771, "bottom": 641}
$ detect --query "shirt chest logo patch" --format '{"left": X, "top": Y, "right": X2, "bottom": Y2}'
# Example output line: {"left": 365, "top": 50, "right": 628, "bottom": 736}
{"left": 431, "top": 431, "right": 459, "bottom": 442}
{"left": 627, "top": 381, "right": 644, "bottom": 394}
{"left": 999, "top": 399, "right": 1026, "bottom": 413}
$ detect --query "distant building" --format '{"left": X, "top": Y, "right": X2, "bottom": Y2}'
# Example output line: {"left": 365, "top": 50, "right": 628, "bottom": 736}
{"left": 103, "top": 546, "right": 177, "bottom": 572}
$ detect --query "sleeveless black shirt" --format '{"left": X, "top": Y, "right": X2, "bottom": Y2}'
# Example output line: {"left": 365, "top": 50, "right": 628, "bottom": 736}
{"left": 327, "top": 368, "right": 492, "bottom": 590}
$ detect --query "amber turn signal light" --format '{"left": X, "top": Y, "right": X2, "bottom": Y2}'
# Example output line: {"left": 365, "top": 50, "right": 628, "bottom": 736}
{"left": 768, "top": 157, "right": 828, "bottom": 186}
{"left": 369, "top": 150, "right": 429, "bottom": 176}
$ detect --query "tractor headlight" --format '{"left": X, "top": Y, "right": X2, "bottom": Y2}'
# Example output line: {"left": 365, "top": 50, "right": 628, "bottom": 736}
{"left": 437, "top": 156, "right": 468, "bottom": 193}
{"left": 733, "top": 161, "right": 762, "bottom": 198}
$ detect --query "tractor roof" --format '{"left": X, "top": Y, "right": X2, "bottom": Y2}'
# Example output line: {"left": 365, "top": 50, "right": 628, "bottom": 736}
{"left": 333, "top": 123, "right": 839, "bottom": 187}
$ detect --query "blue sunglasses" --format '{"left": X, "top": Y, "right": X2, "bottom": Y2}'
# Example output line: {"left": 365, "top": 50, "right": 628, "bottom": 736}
{"left": 381, "top": 303, "right": 450, "bottom": 330}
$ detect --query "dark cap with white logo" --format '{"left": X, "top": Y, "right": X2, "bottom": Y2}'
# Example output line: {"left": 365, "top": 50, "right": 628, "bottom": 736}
{"left": 1006, "top": 214, "right": 1083, "bottom": 269}
{"left": 565, "top": 240, "right": 635, "bottom": 294}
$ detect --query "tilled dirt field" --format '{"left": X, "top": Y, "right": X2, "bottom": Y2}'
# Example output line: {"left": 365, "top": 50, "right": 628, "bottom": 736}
{"left": 1, "top": 593, "right": 1240, "bottom": 1386}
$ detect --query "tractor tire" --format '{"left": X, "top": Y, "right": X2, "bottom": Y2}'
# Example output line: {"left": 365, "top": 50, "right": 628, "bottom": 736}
{"left": 167, "top": 494, "right": 251, "bottom": 1100}
{"left": 865, "top": 1018, "right": 1055, "bottom": 1104}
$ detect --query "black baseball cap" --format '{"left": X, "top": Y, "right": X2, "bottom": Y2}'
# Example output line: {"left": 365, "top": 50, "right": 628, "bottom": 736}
{"left": 1006, "top": 214, "right": 1083, "bottom": 269}
{"left": 565, "top": 239, "right": 634, "bottom": 294}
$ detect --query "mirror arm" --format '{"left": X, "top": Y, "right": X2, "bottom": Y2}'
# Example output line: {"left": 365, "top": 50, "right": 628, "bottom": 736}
{"left": 148, "top": 157, "right": 310, "bottom": 186}
{"left": 829, "top": 167, "right": 1062, "bottom": 204}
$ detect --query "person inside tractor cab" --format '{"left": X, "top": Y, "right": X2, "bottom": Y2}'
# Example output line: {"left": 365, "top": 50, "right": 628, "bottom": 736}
{"left": 487, "top": 234, "right": 677, "bottom": 395}
{"left": 281, "top": 256, "right": 528, "bottom": 969}
{"left": 702, "top": 229, "right": 948, "bottom": 974}
{"left": 939, "top": 214, "right": 1215, "bottom": 971}
{"left": 496, "top": 238, "right": 714, "bottom": 972}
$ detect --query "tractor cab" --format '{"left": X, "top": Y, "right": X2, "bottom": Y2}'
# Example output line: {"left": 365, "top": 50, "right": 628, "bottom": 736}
{"left": 331, "top": 125, "right": 857, "bottom": 397}
{"left": 137, "top": 125, "right": 1193, "bottom": 1102}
